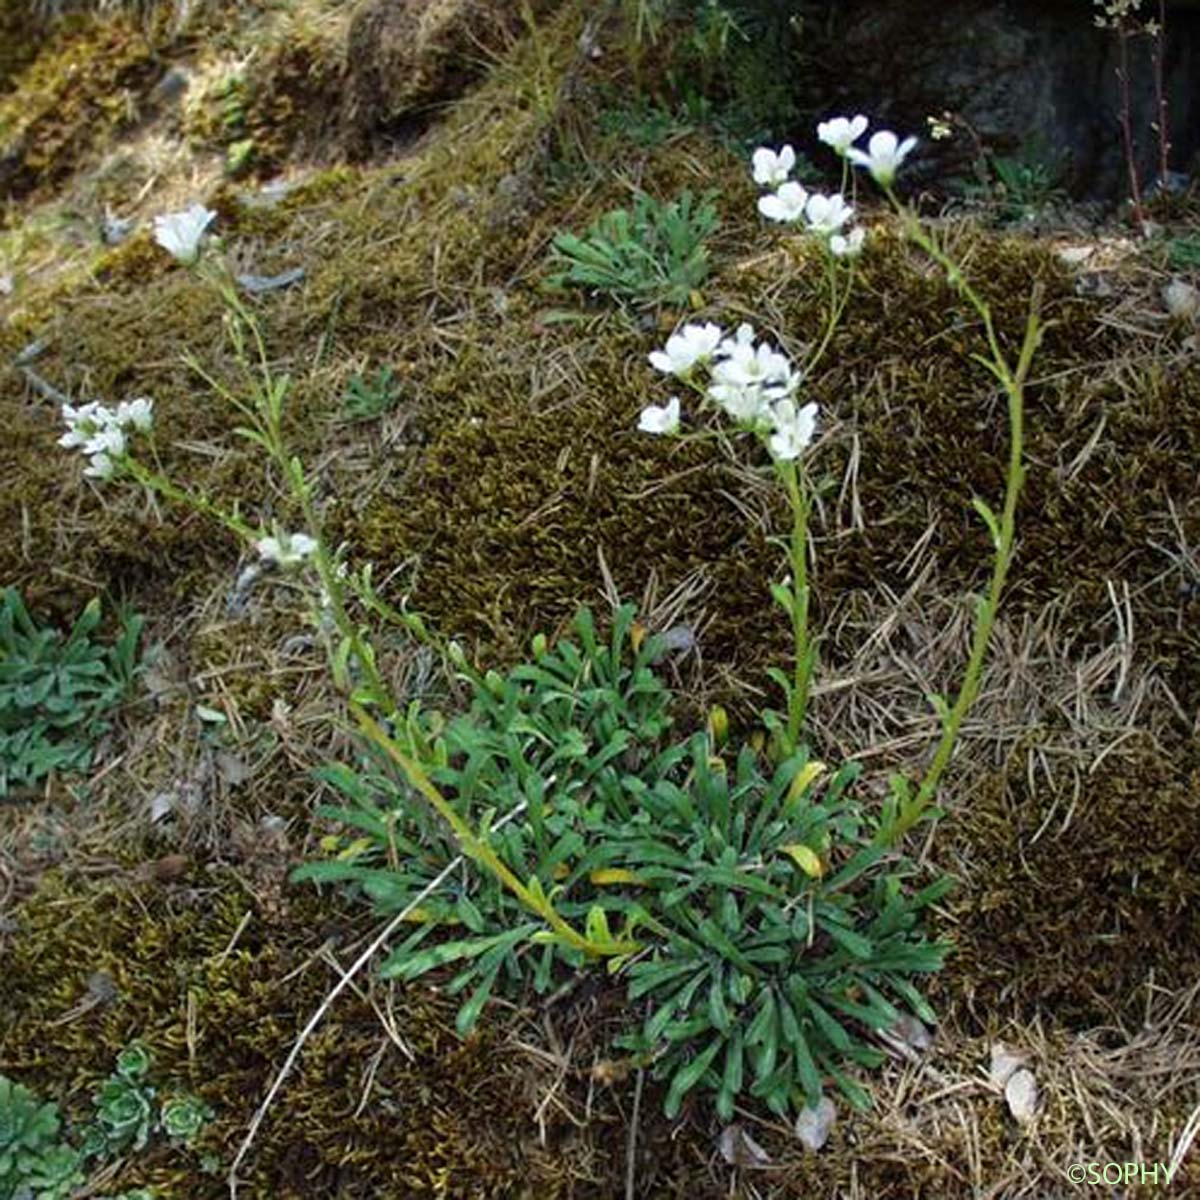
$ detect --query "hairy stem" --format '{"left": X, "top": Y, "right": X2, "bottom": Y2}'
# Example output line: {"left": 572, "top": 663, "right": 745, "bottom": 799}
{"left": 124, "top": 457, "right": 253, "bottom": 541}
{"left": 876, "top": 193, "right": 1041, "bottom": 844}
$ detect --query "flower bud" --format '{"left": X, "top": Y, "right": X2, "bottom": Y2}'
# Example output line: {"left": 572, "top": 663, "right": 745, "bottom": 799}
{"left": 707, "top": 704, "right": 729, "bottom": 749}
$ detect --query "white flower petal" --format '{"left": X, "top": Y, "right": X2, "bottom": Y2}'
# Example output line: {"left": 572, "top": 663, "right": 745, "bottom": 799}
{"left": 758, "top": 181, "right": 808, "bottom": 223}
{"left": 805, "top": 192, "right": 854, "bottom": 235}
{"left": 716, "top": 324, "right": 755, "bottom": 358}
{"left": 751, "top": 145, "right": 797, "bottom": 187}
{"left": 83, "top": 453, "right": 115, "bottom": 479}
{"left": 638, "top": 396, "right": 681, "bottom": 435}
{"left": 153, "top": 203, "right": 217, "bottom": 264}
{"left": 116, "top": 397, "right": 154, "bottom": 431}
{"left": 768, "top": 398, "right": 818, "bottom": 461}
{"left": 707, "top": 382, "right": 764, "bottom": 423}
{"left": 758, "top": 194, "right": 793, "bottom": 223}
{"left": 830, "top": 226, "right": 866, "bottom": 258}
{"left": 84, "top": 425, "right": 126, "bottom": 457}
{"left": 848, "top": 130, "right": 917, "bottom": 186}
{"left": 649, "top": 323, "right": 725, "bottom": 376}
{"left": 816, "top": 114, "right": 869, "bottom": 155}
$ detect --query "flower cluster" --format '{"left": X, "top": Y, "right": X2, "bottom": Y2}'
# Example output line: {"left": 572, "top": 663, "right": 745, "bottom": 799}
{"left": 1092, "top": 0, "right": 1150, "bottom": 29}
{"left": 639, "top": 322, "right": 817, "bottom": 463}
{"left": 753, "top": 116, "right": 917, "bottom": 253}
{"left": 58, "top": 398, "right": 153, "bottom": 480}
{"left": 755, "top": 172, "right": 864, "bottom": 258}
{"left": 753, "top": 126, "right": 857, "bottom": 257}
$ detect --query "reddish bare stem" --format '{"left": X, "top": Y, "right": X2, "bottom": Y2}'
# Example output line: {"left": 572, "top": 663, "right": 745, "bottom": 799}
{"left": 1152, "top": 0, "right": 1171, "bottom": 188}
{"left": 1116, "top": 24, "right": 1146, "bottom": 231}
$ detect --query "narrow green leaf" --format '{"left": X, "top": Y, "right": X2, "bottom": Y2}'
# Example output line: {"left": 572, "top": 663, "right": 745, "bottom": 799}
{"left": 769, "top": 581, "right": 795, "bottom": 618}
{"left": 970, "top": 496, "right": 1002, "bottom": 550}
{"left": 707, "top": 971, "right": 731, "bottom": 1034}
{"left": 664, "top": 1038, "right": 723, "bottom": 1118}
{"left": 456, "top": 965, "right": 500, "bottom": 1035}
{"left": 806, "top": 998, "right": 853, "bottom": 1052}
{"left": 819, "top": 920, "right": 874, "bottom": 960}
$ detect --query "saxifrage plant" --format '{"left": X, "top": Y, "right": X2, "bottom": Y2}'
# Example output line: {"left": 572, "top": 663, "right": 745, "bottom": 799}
{"left": 546, "top": 188, "right": 719, "bottom": 307}
{"left": 54, "top": 110, "right": 1040, "bottom": 1131}
{"left": 0, "top": 588, "right": 142, "bottom": 797}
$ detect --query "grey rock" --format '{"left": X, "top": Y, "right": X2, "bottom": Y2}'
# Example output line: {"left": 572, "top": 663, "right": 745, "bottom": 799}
{"left": 795, "top": 0, "right": 1200, "bottom": 200}
{"left": 151, "top": 65, "right": 191, "bottom": 105}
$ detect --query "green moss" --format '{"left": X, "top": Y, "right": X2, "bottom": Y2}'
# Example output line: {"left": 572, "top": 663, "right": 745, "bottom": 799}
{"left": 323, "top": 223, "right": 1199, "bottom": 732}
{"left": 91, "top": 230, "right": 173, "bottom": 289}
{"left": 0, "top": 868, "right": 581, "bottom": 1197}
{"left": 0, "top": 0, "right": 41, "bottom": 93}
{"left": 277, "top": 165, "right": 362, "bottom": 211}
{"left": 932, "top": 734, "right": 1200, "bottom": 1028}
{"left": 0, "top": 10, "right": 167, "bottom": 205}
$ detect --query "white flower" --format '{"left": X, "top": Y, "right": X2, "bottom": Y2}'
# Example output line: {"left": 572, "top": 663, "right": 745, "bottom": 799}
{"left": 63, "top": 405, "right": 124, "bottom": 458}
{"left": 648, "top": 323, "right": 725, "bottom": 375}
{"left": 153, "top": 203, "right": 217, "bottom": 264}
{"left": 715, "top": 323, "right": 756, "bottom": 358}
{"left": 752, "top": 144, "right": 796, "bottom": 187}
{"left": 59, "top": 421, "right": 95, "bottom": 451}
{"left": 757, "top": 181, "right": 809, "bottom": 223}
{"left": 804, "top": 192, "right": 854, "bottom": 236}
{"left": 116, "top": 397, "right": 154, "bottom": 431}
{"left": 638, "top": 396, "right": 681, "bottom": 435}
{"left": 830, "top": 226, "right": 867, "bottom": 258}
{"left": 59, "top": 401, "right": 109, "bottom": 448}
{"left": 768, "top": 399, "right": 819, "bottom": 462}
{"left": 706, "top": 382, "right": 769, "bottom": 425}
{"left": 84, "top": 424, "right": 126, "bottom": 458}
{"left": 847, "top": 130, "right": 918, "bottom": 187}
{"left": 83, "top": 453, "right": 117, "bottom": 480}
{"left": 817, "top": 115, "right": 868, "bottom": 155}
{"left": 59, "top": 397, "right": 151, "bottom": 479}
{"left": 762, "top": 370, "right": 802, "bottom": 402}
{"left": 712, "top": 340, "right": 794, "bottom": 391}
{"left": 256, "top": 531, "right": 319, "bottom": 568}
{"left": 62, "top": 400, "right": 106, "bottom": 427}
